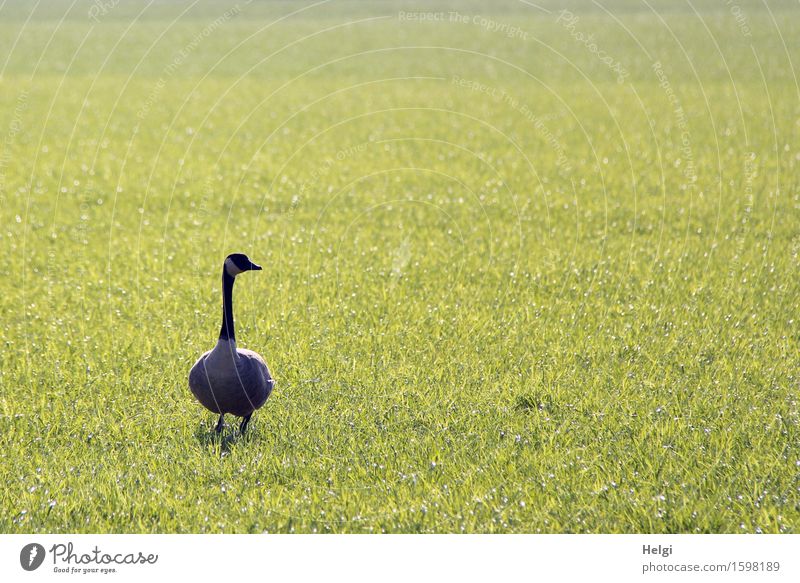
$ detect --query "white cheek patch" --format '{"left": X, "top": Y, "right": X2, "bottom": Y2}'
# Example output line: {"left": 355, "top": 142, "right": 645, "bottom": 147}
{"left": 224, "top": 257, "right": 243, "bottom": 276}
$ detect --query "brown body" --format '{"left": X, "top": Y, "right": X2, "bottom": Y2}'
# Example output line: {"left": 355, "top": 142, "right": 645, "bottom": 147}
{"left": 189, "top": 339, "right": 274, "bottom": 417}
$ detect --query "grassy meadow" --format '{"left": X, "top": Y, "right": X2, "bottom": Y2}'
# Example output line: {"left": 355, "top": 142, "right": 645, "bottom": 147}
{"left": 0, "top": 0, "right": 799, "bottom": 533}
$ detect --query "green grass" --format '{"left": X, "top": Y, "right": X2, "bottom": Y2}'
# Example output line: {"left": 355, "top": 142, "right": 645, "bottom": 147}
{"left": 1, "top": 0, "right": 799, "bottom": 533}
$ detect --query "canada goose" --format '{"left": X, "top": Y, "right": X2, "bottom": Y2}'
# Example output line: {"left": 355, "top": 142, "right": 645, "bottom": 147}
{"left": 189, "top": 253, "right": 274, "bottom": 434}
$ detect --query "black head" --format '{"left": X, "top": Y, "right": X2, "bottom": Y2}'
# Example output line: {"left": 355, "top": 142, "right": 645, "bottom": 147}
{"left": 224, "top": 253, "right": 262, "bottom": 276}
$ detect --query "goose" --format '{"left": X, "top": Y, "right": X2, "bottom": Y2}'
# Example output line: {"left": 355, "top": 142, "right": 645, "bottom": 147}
{"left": 189, "top": 253, "right": 274, "bottom": 434}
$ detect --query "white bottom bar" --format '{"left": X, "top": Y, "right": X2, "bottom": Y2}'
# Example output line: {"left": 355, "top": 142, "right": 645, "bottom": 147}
{"left": 1, "top": 534, "right": 797, "bottom": 582}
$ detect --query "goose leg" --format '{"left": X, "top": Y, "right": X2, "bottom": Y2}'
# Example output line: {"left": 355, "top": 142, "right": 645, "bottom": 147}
{"left": 239, "top": 414, "right": 252, "bottom": 434}
{"left": 215, "top": 414, "right": 225, "bottom": 434}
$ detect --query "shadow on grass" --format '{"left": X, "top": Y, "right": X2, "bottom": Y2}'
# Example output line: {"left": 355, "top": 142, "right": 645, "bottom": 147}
{"left": 193, "top": 421, "right": 254, "bottom": 456}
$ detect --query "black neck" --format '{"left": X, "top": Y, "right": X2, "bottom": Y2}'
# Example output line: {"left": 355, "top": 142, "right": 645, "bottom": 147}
{"left": 219, "top": 269, "right": 236, "bottom": 342}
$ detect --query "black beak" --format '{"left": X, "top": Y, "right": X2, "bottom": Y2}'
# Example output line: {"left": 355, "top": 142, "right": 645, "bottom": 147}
{"left": 250, "top": 263, "right": 263, "bottom": 271}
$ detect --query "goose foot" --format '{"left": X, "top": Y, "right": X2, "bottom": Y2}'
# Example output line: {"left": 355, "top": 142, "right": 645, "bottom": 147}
{"left": 239, "top": 414, "right": 252, "bottom": 434}
{"left": 215, "top": 414, "right": 225, "bottom": 434}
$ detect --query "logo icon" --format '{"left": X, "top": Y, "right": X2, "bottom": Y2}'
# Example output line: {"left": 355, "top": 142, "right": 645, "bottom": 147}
{"left": 20, "top": 543, "right": 46, "bottom": 571}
